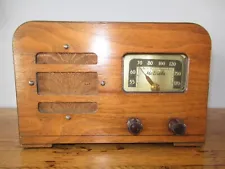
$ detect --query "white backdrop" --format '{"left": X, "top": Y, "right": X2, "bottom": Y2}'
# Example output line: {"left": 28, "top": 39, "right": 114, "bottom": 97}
{"left": 0, "top": 0, "right": 224, "bottom": 108}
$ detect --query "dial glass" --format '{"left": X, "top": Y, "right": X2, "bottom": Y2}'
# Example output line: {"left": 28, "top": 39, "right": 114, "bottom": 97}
{"left": 123, "top": 54, "right": 188, "bottom": 92}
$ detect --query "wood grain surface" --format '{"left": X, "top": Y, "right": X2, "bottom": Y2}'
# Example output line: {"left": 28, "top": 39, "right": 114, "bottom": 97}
{"left": 13, "top": 22, "right": 211, "bottom": 146}
{"left": 36, "top": 53, "right": 97, "bottom": 64}
{"left": 38, "top": 102, "right": 97, "bottom": 114}
{"left": 37, "top": 72, "right": 98, "bottom": 95}
{"left": 0, "top": 108, "right": 224, "bottom": 168}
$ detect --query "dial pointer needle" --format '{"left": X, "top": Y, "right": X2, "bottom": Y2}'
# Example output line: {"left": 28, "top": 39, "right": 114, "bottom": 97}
{"left": 139, "top": 68, "right": 154, "bottom": 85}
{"left": 139, "top": 67, "right": 160, "bottom": 91}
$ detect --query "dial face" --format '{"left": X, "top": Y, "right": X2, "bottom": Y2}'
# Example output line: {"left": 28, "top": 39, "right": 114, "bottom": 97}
{"left": 123, "top": 54, "right": 188, "bottom": 92}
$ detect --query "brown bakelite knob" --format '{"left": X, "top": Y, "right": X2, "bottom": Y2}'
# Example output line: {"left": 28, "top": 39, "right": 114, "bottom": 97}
{"left": 127, "top": 118, "right": 143, "bottom": 135}
{"left": 168, "top": 118, "right": 186, "bottom": 135}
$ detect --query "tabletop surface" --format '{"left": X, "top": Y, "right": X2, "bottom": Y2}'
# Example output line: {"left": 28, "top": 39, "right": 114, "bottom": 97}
{"left": 0, "top": 108, "right": 224, "bottom": 169}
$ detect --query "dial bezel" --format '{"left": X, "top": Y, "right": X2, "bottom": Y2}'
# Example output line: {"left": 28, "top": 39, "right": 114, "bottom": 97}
{"left": 123, "top": 54, "right": 189, "bottom": 93}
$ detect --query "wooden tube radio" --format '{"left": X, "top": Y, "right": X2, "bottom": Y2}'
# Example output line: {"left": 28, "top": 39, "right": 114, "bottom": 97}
{"left": 13, "top": 21, "right": 211, "bottom": 147}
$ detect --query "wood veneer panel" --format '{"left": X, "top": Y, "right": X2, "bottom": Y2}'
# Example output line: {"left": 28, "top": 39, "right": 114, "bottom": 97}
{"left": 38, "top": 102, "right": 97, "bottom": 114}
{"left": 36, "top": 53, "right": 97, "bottom": 64}
{"left": 37, "top": 72, "right": 98, "bottom": 95}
